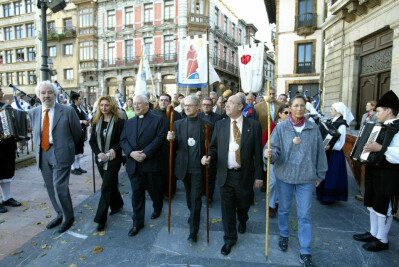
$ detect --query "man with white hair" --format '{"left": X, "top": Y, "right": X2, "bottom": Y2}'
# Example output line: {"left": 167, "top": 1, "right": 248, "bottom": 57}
{"left": 120, "top": 94, "right": 165, "bottom": 237}
{"left": 29, "top": 81, "right": 82, "bottom": 233}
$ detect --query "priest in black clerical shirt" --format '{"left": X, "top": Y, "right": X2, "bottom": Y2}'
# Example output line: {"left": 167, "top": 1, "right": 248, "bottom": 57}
{"left": 167, "top": 95, "right": 213, "bottom": 243}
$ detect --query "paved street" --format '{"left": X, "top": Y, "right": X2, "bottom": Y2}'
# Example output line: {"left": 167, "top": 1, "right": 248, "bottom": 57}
{"left": 0, "top": 149, "right": 398, "bottom": 266}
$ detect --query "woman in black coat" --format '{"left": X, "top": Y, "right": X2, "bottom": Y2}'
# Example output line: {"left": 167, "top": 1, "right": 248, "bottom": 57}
{"left": 89, "top": 96, "right": 125, "bottom": 231}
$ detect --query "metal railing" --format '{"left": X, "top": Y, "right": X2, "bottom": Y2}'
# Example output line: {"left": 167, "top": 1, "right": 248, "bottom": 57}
{"left": 295, "top": 13, "right": 317, "bottom": 29}
{"left": 188, "top": 14, "right": 210, "bottom": 24}
{"left": 43, "top": 26, "right": 77, "bottom": 41}
{"left": 101, "top": 54, "right": 178, "bottom": 68}
{"left": 297, "top": 62, "right": 313, "bottom": 74}
{"left": 213, "top": 57, "right": 238, "bottom": 75}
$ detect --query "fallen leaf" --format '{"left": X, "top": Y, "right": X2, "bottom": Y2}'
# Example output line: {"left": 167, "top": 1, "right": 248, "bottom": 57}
{"left": 80, "top": 256, "right": 86, "bottom": 260}
{"left": 323, "top": 242, "right": 330, "bottom": 246}
{"left": 40, "top": 253, "right": 47, "bottom": 257}
{"left": 69, "top": 264, "right": 76, "bottom": 267}
{"left": 93, "top": 232, "right": 98, "bottom": 236}
{"left": 31, "top": 241, "right": 37, "bottom": 246}
{"left": 253, "top": 209, "right": 259, "bottom": 212}
{"left": 61, "top": 240, "right": 67, "bottom": 244}
{"left": 120, "top": 182, "right": 126, "bottom": 186}
{"left": 45, "top": 215, "right": 51, "bottom": 218}
{"left": 36, "top": 222, "right": 42, "bottom": 225}
{"left": 41, "top": 244, "right": 47, "bottom": 249}
{"left": 211, "top": 218, "right": 222, "bottom": 223}
{"left": 99, "top": 231, "right": 105, "bottom": 236}
{"left": 11, "top": 251, "right": 23, "bottom": 255}
{"left": 201, "top": 247, "right": 206, "bottom": 251}
{"left": 149, "top": 224, "right": 155, "bottom": 228}
{"left": 253, "top": 201, "right": 259, "bottom": 205}
{"left": 338, "top": 247, "right": 343, "bottom": 250}
{"left": 0, "top": 219, "right": 5, "bottom": 225}
{"left": 93, "top": 246, "right": 103, "bottom": 254}
{"left": 21, "top": 202, "right": 27, "bottom": 206}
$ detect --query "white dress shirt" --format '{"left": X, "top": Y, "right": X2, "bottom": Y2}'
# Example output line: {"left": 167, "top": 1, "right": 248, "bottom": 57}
{"left": 213, "top": 105, "right": 217, "bottom": 113}
{"left": 228, "top": 115, "right": 243, "bottom": 169}
{"left": 384, "top": 118, "right": 399, "bottom": 164}
{"left": 41, "top": 102, "right": 55, "bottom": 144}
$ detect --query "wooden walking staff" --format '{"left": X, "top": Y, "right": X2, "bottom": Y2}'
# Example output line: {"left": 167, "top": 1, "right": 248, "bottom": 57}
{"left": 204, "top": 123, "right": 211, "bottom": 243}
{"left": 166, "top": 105, "right": 175, "bottom": 233}
{"left": 264, "top": 81, "right": 272, "bottom": 257}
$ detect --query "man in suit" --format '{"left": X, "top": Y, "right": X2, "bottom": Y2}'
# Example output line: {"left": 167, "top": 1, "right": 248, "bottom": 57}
{"left": 120, "top": 95, "right": 165, "bottom": 237}
{"left": 199, "top": 97, "right": 222, "bottom": 203}
{"left": 237, "top": 92, "right": 258, "bottom": 120}
{"left": 202, "top": 95, "right": 263, "bottom": 256}
{"left": 210, "top": 91, "right": 223, "bottom": 115}
{"left": 152, "top": 93, "right": 182, "bottom": 199}
{"left": 29, "top": 81, "right": 81, "bottom": 233}
{"left": 254, "top": 89, "right": 283, "bottom": 134}
{"left": 167, "top": 95, "right": 212, "bottom": 242}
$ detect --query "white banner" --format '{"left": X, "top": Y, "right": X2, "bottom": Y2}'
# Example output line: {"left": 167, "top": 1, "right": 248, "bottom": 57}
{"left": 135, "top": 45, "right": 152, "bottom": 95}
{"left": 238, "top": 44, "right": 264, "bottom": 93}
{"left": 178, "top": 35, "right": 208, "bottom": 88}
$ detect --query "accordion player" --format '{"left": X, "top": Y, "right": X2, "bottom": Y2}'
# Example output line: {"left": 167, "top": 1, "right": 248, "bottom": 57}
{"left": 350, "top": 121, "right": 398, "bottom": 166}
{"left": 319, "top": 120, "right": 341, "bottom": 151}
{"left": 0, "top": 104, "right": 29, "bottom": 143}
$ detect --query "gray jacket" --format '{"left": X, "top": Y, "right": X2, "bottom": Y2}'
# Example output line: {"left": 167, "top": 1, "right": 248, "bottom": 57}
{"left": 270, "top": 119, "right": 328, "bottom": 184}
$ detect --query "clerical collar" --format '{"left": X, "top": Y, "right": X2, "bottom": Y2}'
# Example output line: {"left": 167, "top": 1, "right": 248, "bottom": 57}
{"left": 138, "top": 112, "right": 148, "bottom": 119}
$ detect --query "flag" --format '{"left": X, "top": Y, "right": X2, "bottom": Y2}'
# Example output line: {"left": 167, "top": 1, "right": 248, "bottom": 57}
{"left": 11, "top": 85, "right": 24, "bottom": 110}
{"left": 314, "top": 91, "right": 321, "bottom": 112}
{"left": 209, "top": 63, "right": 220, "bottom": 85}
{"left": 135, "top": 45, "right": 152, "bottom": 95}
{"left": 177, "top": 35, "right": 208, "bottom": 88}
{"left": 238, "top": 44, "right": 264, "bottom": 93}
{"left": 115, "top": 89, "right": 124, "bottom": 108}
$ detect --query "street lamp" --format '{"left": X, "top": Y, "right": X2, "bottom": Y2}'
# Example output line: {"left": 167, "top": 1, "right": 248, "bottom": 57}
{"left": 37, "top": 0, "right": 66, "bottom": 81}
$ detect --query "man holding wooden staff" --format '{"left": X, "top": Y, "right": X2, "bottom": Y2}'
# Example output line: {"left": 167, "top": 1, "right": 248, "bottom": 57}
{"left": 202, "top": 95, "right": 263, "bottom": 256}
{"left": 167, "top": 95, "right": 212, "bottom": 243}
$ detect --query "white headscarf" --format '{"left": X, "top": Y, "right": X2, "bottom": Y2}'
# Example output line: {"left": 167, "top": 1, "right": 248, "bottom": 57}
{"left": 332, "top": 102, "right": 354, "bottom": 125}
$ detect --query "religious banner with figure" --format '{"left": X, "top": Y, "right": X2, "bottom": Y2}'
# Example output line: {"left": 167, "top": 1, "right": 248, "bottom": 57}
{"left": 238, "top": 44, "right": 264, "bottom": 93}
{"left": 177, "top": 35, "right": 208, "bottom": 88}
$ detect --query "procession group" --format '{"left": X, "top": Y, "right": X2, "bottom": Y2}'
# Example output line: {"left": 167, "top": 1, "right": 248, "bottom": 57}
{"left": 1, "top": 81, "right": 399, "bottom": 267}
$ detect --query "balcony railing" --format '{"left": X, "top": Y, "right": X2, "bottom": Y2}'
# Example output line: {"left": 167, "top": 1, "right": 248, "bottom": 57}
{"left": 297, "top": 62, "right": 313, "bottom": 74}
{"left": 80, "top": 60, "right": 98, "bottom": 69}
{"left": 101, "top": 54, "right": 178, "bottom": 68}
{"left": 40, "top": 27, "right": 77, "bottom": 41}
{"left": 296, "top": 13, "right": 316, "bottom": 28}
{"left": 213, "top": 57, "right": 239, "bottom": 75}
{"left": 79, "top": 26, "right": 98, "bottom": 35}
{"left": 188, "top": 14, "right": 210, "bottom": 24}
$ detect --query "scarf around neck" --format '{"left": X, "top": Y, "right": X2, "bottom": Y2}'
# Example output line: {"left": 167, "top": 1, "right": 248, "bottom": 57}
{"left": 289, "top": 114, "right": 306, "bottom": 127}
{"left": 96, "top": 115, "right": 114, "bottom": 170}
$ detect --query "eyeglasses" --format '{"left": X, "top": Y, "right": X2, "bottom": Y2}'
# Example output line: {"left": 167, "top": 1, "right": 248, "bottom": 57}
{"left": 184, "top": 104, "right": 197, "bottom": 108}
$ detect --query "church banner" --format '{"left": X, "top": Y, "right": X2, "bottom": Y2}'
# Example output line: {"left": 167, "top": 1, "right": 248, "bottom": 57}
{"left": 238, "top": 44, "right": 264, "bottom": 93}
{"left": 177, "top": 35, "right": 208, "bottom": 88}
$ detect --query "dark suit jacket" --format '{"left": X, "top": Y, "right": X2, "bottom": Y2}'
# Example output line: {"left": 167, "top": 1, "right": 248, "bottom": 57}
{"left": 209, "top": 117, "right": 263, "bottom": 188}
{"left": 120, "top": 112, "right": 165, "bottom": 175}
{"left": 199, "top": 112, "right": 222, "bottom": 124}
{"left": 173, "top": 117, "right": 213, "bottom": 181}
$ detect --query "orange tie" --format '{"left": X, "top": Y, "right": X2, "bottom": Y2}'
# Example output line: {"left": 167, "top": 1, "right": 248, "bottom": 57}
{"left": 41, "top": 109, "right": 50, "bottom": 151}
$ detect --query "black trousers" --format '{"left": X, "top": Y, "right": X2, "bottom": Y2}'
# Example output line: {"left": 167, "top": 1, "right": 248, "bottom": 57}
{"left": 94, "top": 158, "right": 124, "bottom": 225}
{"left": 129, "top": 164, "right": 163, "bottom": 227}
{"left": 160, "top": 146, "right": 177, "bottom": 197}
{"left": 183, "top": 173, "right": 204, "bottom": 235}
{"left": 220, "top": 169, "right": 251, "bottom": 245}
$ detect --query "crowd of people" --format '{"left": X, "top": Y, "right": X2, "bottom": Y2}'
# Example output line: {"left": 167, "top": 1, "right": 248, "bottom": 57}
{"left": 1, "top": 81, "right": 398, "bottom": 267}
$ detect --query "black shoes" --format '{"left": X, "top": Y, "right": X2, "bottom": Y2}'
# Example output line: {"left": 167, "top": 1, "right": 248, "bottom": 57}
{"left": 77, "top": 168, "right": 87, "bottom": 173}
{"left": 71, "top": 169, "right": 82, "bottom": 175}
{"left": 151, "top": 211, "right": 161, "bottom": 219}
{"left": 279, "top": 236, "right": 288, "bottom": 252}
{"left": 2, "top": 198, "right": 22, "bottom": 207}
{"left": 109, "top": 207, "right": 122, "bottom": 216}
{"left": 238, "top": 222, "right": 246, "bottom": 234}
{"left": 97, "top": 223, "right": 105, "bottom": 232}
{"left": 0, "top": 203, "right": 7, "bottom": 213}
{"left": 187, "top": 233, "right": 197, "bottom": 243}
{"left": 46, "top": 216, "right": 63, "bottom": 229}
{"left": 58, "top": 218, "right": 75, "bottom": 233}
{"left": 221, "top": 243, "right": 235, "bottom": 256}
{"left": 353, "top": 232, "right": 376, "bottom": 242}
{"left": 128, "top": 225, "right": 143, "bottom": 237}
{"left": 362, "top": 239, "right": 389, "bottom": 252}
{"left": 299, "top": 254, "right": 315, "bottom": 267}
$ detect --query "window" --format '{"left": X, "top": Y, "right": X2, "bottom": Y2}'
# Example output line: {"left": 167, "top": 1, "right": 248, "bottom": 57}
{"left": 16, "top": 49, "right": 24, "bottom": 61}
{"left": 26, "top": 23, "right": 35, "bottom": 37}
{"left": 215, "top": 8, "right": 219, "bottom": 27}
{"left": 125, "top": 6, "right": 134, "bottom": 26}
{"left": 79, "top": 8, "right": 94, "bottom": 33}
{"left": 239, "top": 29, "right": 242, "bottom": 43}
{"left": 0, "top": 54, "right": 3, "bottom": 64}
{"left": 6, "top": 73, "right": 14, "bottom": 85}
{"left": 3, "top": 4, "right": 11, "bottom": 17}
{"left": 48, "top": 21, "right": 56, "bottom": 33}
{"left": 14, "top": 1, "right": 22, "bottom": 16}
{"left": 191, "top": 0, "right": 204, "bottom": 15}
{"left": 144, "top": 37, "right": 152, "bottom": 55}
{"left": 107, "top": 10, "right": 115, "bottom": 29}
{"left": 144, "top": 3, "right": 153, "bottom": 25}
{"left": 64, "top": 44, "right": 73, "bottom": 55}
{"left": 296, "top": 43, "right": 313, "bottom": 74}
{"left": 16, "top": 72, "right": 25, "bottom": 85}
{"left": 80, "top": 41, "right": 94, "bottom": 60}
{"left": 224, "top": 16, "right": 228, "bottom": 33}
{"left": 49, "top": 46, "right": 57, "bottom": 57}
{"left": 232, "top": 50, "right": 235, "bottom": 65}
{"left": 223, "top": 46, "right": 227, "bottom": 61}
{"left": 64, "top": 18, "right": 73, "bottom": 31}
{"left": 164, "top": 35, "right": 175, "bottom": 60}
{"left": 125, "top": 40, "right": 133, "bottom": 61}
{"left": 298, "top": 0, "right": 314, "bottom": 28}
{"left": 5, "top": 50, "right": 12, "bottom": 64}
{"left": 214, "top": 41, "right": 219, "bottom": 58}
{"left": 64, "top": 69, "right": 73, "bottom": 80}
{"left": 164, "top": 0, "right": 174, "bottom": 22}
{"left": 28, "top": 71, "right": 36, "bottom": 84}
{"left": 27, "top": 47, "right": 35, "bottom": 61}
{"left": 108, "top": 42, "right": 116, "bottom": 61}
{"left": 232, "top": 23, "right": 236, "bottom": 39}
{"left": 26, "top": 0, "right": 33, "bottom": 13}
{"left": 5, "top": 27, "right": 12, "bottom": 40}
{"left": 15, "top": 25, "right": 23, "bottom": 39}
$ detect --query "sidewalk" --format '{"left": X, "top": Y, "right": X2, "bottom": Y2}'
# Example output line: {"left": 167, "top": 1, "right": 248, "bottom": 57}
{"left": 0, "top": 157, "right": 398, "bottom": 266}
{"left": 0, "top": 143, "right": 103, "bottom": 261}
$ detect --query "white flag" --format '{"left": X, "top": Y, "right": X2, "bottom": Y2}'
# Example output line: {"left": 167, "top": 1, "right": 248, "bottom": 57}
{"left": 209, "top": 63, "right": 220, "bottom": 85}
{"left": 135, "top": 45, "right": 152, "bottom": 95}
{"left": 238, "top": 44, "right": 264, "bottom": 93}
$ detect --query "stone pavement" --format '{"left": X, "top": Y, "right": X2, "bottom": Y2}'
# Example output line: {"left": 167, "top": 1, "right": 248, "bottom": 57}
{"left": 1, "top": 155, "right": 399, "bottom": 266}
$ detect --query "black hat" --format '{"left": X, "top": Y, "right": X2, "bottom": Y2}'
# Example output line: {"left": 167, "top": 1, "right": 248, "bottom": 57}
{"left": 376, "top": 90, "right": 399, "bottom": 110}
{"left": 70, "top": 90, "right": 80, "bottom": 100}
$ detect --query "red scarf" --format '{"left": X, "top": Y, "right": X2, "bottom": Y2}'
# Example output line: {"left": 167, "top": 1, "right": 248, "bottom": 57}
{"left": 289, "top": 114, "right": 306, "bottom": 127}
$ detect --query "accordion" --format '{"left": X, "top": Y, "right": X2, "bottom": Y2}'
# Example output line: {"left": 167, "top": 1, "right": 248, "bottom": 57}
{"left": 319, "top": 121, "right": 341, "bottom": 151}
{"left": 0, "top": 106, "right": 29, "bottom": 142}
{"left": 350, "top": 122, "right": 398, "bottom": 166}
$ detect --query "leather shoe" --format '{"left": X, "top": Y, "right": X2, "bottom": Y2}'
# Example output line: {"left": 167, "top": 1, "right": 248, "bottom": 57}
{"left": 238, "top": 222, "right": 246, "bottom": 234}
{"left": 187, "top": 233, "right": 197, "bottom": 243}
{"left": 71, "top": 169, "right": 82, "bottom": 175}
{"left": 2, "top": 198, "right": 22, "bottom": 207}
{"left": 151, "top": 211, "right": 161, "bottom": 219}
{"left": 221, "top": 243, "right": 234, "bottom": 256}
{"left": 109, "top": 207, "right": 122, "bottom": 216}
{"left": 353, "top": 232, "right": 376, "bottom": 242}
{"left": 46, "top": 216, "right": 63, "bottom": 229}
{"left": 0, "top": 203, "right": 7, "bottom": 213}
{"left": 97, "top": 223, "right": 105, "bottom": 231}
{"left": 269, "top": 207, "right": 276, "bottom": 218}
{"left": 128, "top": 225, "right": 143, "bottom": 237}
{"left": 362, "top": 239, "right": 389, "bottom": 252}
{"left": 77, "top": 168, "right": 87, "bottom": 173}
{"left": 58, "top": 218, "right": 74, "bottom": 233}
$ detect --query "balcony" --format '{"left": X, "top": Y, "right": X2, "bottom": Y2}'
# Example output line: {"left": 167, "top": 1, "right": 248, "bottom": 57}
{"left": 187, "top": 13, "right": 210, "bottom": 34}
{"left": 40, "top": 27, "right": 77, "bottom": 41}
{"left": 80, "top": 60, "right": 98, "bottom": 69}
{"left": 101, "top": 54, "right": 178, "bottom": 68}
{"left": 78, "top": 26, "right": 98, "bottom": 35}
{"left": 188, "top": 14, "right": 209, "bottom": 24}
{"left": 297, "top": 62, "right": 314, "bottom": 74}
{"left": 213, "top": 57, "right": 238, "bottom": 75}
{"left": 295, "top": 13, "right": 317, "bottom": 36}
